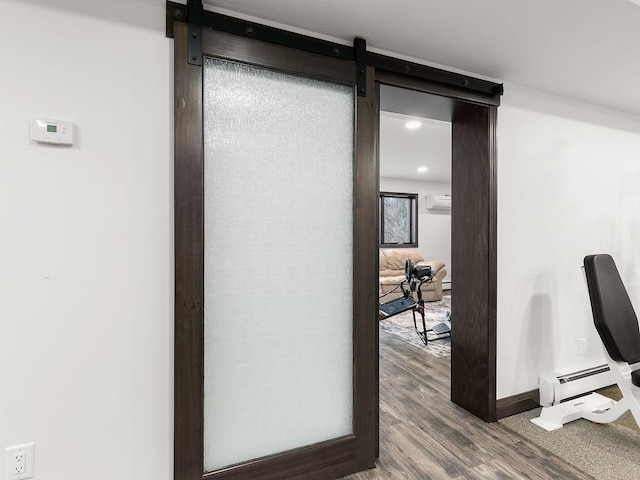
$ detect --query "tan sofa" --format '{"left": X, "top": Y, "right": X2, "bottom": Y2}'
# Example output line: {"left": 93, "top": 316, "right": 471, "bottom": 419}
{"left": 379, "top": 249, "right": 446, "bottom": 302}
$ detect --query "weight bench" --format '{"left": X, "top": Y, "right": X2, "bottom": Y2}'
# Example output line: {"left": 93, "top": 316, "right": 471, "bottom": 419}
{"left": 531, "top": 254, "right": 640, "bottom": 431}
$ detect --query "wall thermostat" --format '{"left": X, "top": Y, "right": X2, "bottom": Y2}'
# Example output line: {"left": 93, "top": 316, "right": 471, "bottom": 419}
{"left": 30, "top": 118, "right": 74, "bottom": 146}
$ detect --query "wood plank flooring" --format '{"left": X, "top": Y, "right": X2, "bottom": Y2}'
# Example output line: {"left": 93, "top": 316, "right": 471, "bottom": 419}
{"left": 341, "top": 331, "right": 594, "bottom": 480}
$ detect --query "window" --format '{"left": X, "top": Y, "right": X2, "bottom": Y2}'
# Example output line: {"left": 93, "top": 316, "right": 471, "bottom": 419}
{"left": 379, "top": 192, "right": 418, "bottom": 248}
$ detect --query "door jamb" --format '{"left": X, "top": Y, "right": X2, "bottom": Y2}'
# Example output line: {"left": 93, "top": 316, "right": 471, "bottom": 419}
{"left": 374, "top": 69, "right": 498, "bottom": 423}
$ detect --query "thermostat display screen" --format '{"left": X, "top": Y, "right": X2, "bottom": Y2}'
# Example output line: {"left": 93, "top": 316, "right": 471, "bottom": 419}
{"left": 47, "top": 125, "right": 57, "bottom": 133}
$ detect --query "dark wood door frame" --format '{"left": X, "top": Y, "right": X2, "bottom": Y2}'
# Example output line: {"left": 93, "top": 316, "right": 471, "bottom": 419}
{"left": 375, "top": 70, "right": 498, "bottom": 422}
{"left": 451, "top": 102, "right": 497, "bottom": 422}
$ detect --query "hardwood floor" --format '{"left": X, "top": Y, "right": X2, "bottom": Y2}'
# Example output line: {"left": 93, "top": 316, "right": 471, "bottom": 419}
{"left": 341, "top": 331, "right": 593, "bottom": 480}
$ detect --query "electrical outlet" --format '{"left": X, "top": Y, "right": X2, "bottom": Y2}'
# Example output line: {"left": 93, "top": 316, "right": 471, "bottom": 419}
{"left": 5, "top": 443, "right": 33, "bottom": 480}
{"left": 12, "top": 453, "right": 25, "bottom": 475}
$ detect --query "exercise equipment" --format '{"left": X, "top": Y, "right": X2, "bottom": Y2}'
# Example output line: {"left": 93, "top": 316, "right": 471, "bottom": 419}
{"left": 379, "top": 258, "right": 450, "bottom": 345}
{"left": 531, "top": 254, "right": 640, "bottom": 431}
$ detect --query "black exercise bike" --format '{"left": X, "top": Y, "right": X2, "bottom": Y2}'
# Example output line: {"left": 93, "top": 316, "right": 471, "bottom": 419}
{"left": 378, "top": 258, "right": 450, "bottom": 345}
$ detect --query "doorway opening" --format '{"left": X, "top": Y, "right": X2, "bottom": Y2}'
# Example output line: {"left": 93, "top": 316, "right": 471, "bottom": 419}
{"left": 375, "top": 76, "right": 498, "bottom": 423}
{"left": 378, "top": 84, "right": 453, "bottom": 389}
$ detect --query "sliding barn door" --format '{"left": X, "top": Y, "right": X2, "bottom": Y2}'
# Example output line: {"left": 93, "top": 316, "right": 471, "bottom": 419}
{"left": 174, "top": 21, "right": 377, "bottom": 480}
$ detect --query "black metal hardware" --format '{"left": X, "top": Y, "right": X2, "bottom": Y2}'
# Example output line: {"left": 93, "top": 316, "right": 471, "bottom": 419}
{"left": 187, "top": 0, "right": 203, "bottom": 66}
{"left": 367, "top": 51, "right": 503, "bottom": 96}
{"left": 166, "top": 1, "right": 504, "bottom": 99}
{"left": 354, "top": 37, "right": 367, "bottom": 97}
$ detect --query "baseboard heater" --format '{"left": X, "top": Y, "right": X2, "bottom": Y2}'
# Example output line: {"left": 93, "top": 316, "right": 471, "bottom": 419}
{"left": 539, "top": 364, "right": 614, "bottom": 407}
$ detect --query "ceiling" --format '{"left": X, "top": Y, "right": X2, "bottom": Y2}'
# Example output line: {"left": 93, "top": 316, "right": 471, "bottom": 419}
{"left": 379, "top": 85, "right": 453, "bottom": 182}
{"left": 205, "top": 0, "right": 640, "bottom": 117}
{"left": 380, "top": 111, "right": 451, "bottom": 183}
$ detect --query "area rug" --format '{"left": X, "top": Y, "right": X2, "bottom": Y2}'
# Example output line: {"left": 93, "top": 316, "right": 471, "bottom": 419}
{"left": 597, "top": 385, "right": 639, "bottom": 433}
{"left": 379, "top": 295, "right": 451, "bottom": 357}
{"left": 498, "top": 396, "right": 640, "bottom": 480}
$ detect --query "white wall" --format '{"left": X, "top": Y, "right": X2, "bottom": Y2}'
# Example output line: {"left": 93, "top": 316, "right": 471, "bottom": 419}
{"left": 4, "top": 2, "right": 640, "bottom": 476}
{"left": 0, "top": 1, "right": 173, "bottom": 479}
{"left": 380, "top": 177, "right": 451, "bottom": 283}
{"left": 497, "top": 84, "right": 640, "bottom": 399}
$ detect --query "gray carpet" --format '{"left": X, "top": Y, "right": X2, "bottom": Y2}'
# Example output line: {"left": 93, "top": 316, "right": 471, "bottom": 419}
{"left": 499, "top": 394, "right": 640, "bottom": 480}
{"left": 378, "top": 295, "right": 451, "bottom": 357}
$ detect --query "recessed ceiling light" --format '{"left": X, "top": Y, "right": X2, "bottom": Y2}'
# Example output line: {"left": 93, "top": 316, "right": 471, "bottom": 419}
{"left": 417, "top": 166, "right": 428, "bottom": 173}
{"left": 405, "top": 120, "right": 422, "bottom": 130}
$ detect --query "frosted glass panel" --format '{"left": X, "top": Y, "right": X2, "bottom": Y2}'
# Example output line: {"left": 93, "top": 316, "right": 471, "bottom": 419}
{"left": 203, "top": 58, "right": 354, "bottom": 472}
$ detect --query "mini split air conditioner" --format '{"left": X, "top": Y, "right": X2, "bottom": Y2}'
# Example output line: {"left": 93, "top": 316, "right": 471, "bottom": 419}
{"left": 426, "top": 194, "right": 451, "bottom": 210}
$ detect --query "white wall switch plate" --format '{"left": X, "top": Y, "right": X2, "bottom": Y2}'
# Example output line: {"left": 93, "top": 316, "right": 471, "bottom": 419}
{"left": 579, "top": 337, "right": 587, "bottom": 356}
{"left": 30, "top": 118, "right": 74, "bottom": 146}
{"left": 5, "top": 444, "right": 34, "bottom": 480}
